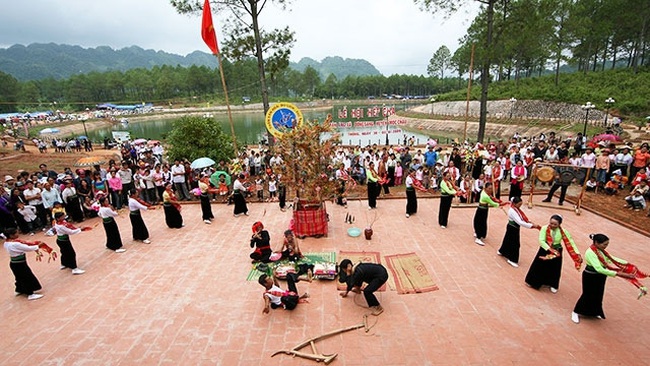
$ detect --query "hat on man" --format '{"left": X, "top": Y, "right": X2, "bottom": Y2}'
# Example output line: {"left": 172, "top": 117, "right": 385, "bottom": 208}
{"left": 4, "top": 175, "right": 14, "bottom": 182}
{"left": 338, "top": 259, "right": 353, "bottom": 283}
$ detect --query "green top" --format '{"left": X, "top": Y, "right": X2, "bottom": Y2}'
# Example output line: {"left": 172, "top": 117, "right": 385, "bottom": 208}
{"left": 585, "top": 247, "right": 627, "bottom": 277}
{"left": 366, "top": 169, "right": 378, "bottom": 183}
{"left": 479, "top": 190, "right": 499, "bottom": 207}
{"left": 538, "top": 225, "right": 579, "bottom": 253}
{"left": 440, "top": 180, "right": 457, "bottom": 196}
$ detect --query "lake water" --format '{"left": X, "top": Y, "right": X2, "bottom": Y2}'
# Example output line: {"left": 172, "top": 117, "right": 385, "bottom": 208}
{"left": 85, "top": 110, "right": 434, "bottom": 146}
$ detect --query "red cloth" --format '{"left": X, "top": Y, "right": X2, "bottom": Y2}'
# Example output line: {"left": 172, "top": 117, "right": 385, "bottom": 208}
{"left": 292, "top": 202, "right": 328, "bottom": 237}
{"left": 201, "top": 0, "right": 219, "bottom": 55}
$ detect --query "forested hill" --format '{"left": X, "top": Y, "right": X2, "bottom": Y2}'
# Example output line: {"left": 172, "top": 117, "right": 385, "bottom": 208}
{"left": 0, "top": 43, "right": 381, "bottom": 81}
{"left": 290, "top": 56, "right": 381, "bottom": 80}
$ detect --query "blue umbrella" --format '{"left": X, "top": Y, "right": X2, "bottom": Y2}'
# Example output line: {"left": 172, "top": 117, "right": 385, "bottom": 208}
{"left": 190, "top": 157, "right": 216, "bottom": 169}
{"left": 78, "top": 135, "right": 88, "bottom": 140}
{"left": 39, "top": 128, "right": 60, "bottom": 134}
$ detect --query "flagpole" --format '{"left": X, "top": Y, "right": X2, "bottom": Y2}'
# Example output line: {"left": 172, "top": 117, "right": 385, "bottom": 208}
{"left": 215, "top": 52, "right": 238, "bottom": 154}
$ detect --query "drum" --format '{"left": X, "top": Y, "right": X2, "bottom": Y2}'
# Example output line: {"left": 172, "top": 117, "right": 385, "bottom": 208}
{"left": 574, "top": 168, "right": 587, "bottom": 183}
{"left": 536, "top": 166, "right": 555, "bottom": 183}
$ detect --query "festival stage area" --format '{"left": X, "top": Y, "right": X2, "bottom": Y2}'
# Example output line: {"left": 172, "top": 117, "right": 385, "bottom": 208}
{"left": 1, "top": 199, "right": 649, "bottom": 365}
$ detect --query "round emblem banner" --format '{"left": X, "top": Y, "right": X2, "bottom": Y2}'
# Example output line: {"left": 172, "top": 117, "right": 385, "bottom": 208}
{"left": 265, "top": 102, "right": 303, "bottom": 138}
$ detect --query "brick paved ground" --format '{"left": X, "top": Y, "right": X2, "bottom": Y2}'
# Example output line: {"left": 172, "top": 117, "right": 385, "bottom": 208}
{"left": 1, "top": 198, "right": 649, "bottom": 365}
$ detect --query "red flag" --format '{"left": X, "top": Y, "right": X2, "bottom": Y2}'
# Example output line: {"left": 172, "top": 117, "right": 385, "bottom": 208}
{"left": 201, "top": 0, "right": 219, "bottom": 55}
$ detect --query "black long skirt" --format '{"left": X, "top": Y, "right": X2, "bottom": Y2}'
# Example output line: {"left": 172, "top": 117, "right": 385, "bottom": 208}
{"left": 509, "top": 183, "right": 523, "bottom": 200}
{"left": 233, "top": 192, "right": 248, "bottom": 215}
{"left": 573, "top": 270, "right": 607, "bottom": 318}
{"left": 67, "top": 196, "right": 84, "bottom": 222}
{"left": 367, "top": 182, "right": 378, "bottom": 208}
{"left": 498, "top": 224, "right": 521, "bottom": 263}
{"left": 102, "top": 218, "right": 123, "bottom": 250}
{"left": 200, "top": 194, "right": 214, "bottom": 220}
{"left": 10, "top": 259, "right": 42, "bottom": 295}
{"left": 163, "top": 203, "right": 184, "bottom": 228}
{"left": 130, "top": 211, "right": 149, "bottom": 240}
{"left": 525, "top": 246, "right": 563, "bottom": 289}
{"left": 438, "top": 195, "right": 453, "bottom": 226}
{"left": 56, "top": 237, "right": 78, "bottom": 269}
{"left": 406, "top": 189, "right": 417, "bottom": 215}
{"left": 473, "top": 207, "right": 489, "bottom": 239}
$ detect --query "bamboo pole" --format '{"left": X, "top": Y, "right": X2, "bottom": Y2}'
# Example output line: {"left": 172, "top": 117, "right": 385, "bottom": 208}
{"left": 215, "top": 53, "right": 238, "bottom": 154}
{"left": 463, "top": 44, "right": 475, "bottom": 143}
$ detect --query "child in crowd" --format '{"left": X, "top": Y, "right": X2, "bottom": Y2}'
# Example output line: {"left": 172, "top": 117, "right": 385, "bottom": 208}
{"left": 267, "top": 176, "right": 277, "bottom": 202}
{"left": 585, "top": 177, "right": 598, "bottom": 192}
{"left": 415, "top": 166, "right": 424, "bottom": 183}
{"left": 16, "top": 202, "right": 40, "bottom": 235}
{"left": 421, "top": 169, "right": 431, "bottom": 189}
{"left": 218, "top": 175, "right": 229, "bottom": 202}
{"left": 394, "top": 162, "right": 403, "bottom": 186}
{"left": 604, "top": 179, "right": 619, "bottom": 195}
{"left": 625, "top": 180, "right": 649, "bottom": 211}
{"left": 51, "top": 201, "right": 66, "bottom": 219}
{"left": 255, "top": 177, "right": 264, "bottom": 202}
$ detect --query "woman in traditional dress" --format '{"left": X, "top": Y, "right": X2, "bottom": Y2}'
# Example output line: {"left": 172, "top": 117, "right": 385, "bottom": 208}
{"left": 509, "top": 160, "right": 526, "bottom": 200}
{"left": 438, "top": 171, "right": 457, "bottom": 228}
{"left": 62, "top": 179, "right": 84, "bottom": 223}
{"left": 128, "top": 190, "right": 153, "bottom": 243}
{"left": 3, "top": 228, "right": 44, "bottom": 300}
{"left": 232, "top": 173, "right": 249, "bottom": 217}
{"left": 366, "top": 161, "right": 380, "bottom": 209}
{"left": 250, "top": 221, "right": 272, "bottom": 263}
{"left": 497, "top": 197, "right": 540, "bottom": 267}
{"left": 473, "top": 182, "right": 506, "bottom": 246}
{"left": 404, "top": 168, "right": 428, "bottom": 218}
{"left": 53, "top": 211, "right": 89, "bottom": 274}
{"left": 198, "top": 174, "right": 217, "bottom": 224}
{"left": 525, "top": 214, "right": 582, "bottom": 293}
{"left": 572, "top": 233, "right": 648, "bottom": 324}
{"left": 162, "top": 183, "right": 184, "bottom": 229}
{"left": 98, "top": 197, "right": 126, "bottom": 253}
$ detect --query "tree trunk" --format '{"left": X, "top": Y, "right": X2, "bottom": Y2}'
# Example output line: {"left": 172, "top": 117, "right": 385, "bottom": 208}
{"left": 249, "top": 1, "right": 272, "bottom": 145}
{"left": 612, "top": 44, "right": 618, "bottom": 69}
{"left": 477, "top": 0, "right": 495, "bottom": 144}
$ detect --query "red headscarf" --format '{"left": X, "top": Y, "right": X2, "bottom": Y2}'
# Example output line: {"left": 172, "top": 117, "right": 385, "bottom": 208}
{"left": 252, "top": 221, "right": 264, "bottom": 233}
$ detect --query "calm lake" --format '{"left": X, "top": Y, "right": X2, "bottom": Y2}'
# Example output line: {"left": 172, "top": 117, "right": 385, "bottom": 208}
{"left": 85, "top": 110, "right": 435, "bottom": 146}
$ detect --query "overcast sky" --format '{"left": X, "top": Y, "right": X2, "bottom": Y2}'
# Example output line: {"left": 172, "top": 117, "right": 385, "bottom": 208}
{"left": 0, "top": 0, "right": 481, "bottom": 76}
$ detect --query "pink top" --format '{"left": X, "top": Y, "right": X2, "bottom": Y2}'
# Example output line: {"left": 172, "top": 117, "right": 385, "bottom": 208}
{"left": 108, "top": 176, "right": 123, "bottom": 191}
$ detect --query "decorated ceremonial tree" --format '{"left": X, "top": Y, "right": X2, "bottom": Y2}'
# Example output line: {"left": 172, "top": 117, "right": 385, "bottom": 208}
{"left": 272, "top": 114, "right": 339, "bottom": 237}
{"left": 273, "top": 114, "right": 339, "bottom": 202}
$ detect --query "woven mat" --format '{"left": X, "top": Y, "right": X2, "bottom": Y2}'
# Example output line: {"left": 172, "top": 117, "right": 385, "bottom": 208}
{"left": 337, "top": 251, "right": 387, "bottom": 291}
{"left": 384, "top": 252, "right": 438, "bottom": 294}
{"left": 245, "top": 252, "right": 336, "bottom": 281}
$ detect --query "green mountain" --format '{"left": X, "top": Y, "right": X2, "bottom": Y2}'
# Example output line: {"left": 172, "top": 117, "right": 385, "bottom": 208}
{"left": 290, "top": 56, "right": 382, "bottom": 80}
{"left": 0, "top": 43, "right": 381, "bottom": 81}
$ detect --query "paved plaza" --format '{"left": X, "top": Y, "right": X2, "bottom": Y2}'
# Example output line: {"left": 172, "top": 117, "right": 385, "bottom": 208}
{"left": 1, "top": 198, "right": 649, "bottom": 365}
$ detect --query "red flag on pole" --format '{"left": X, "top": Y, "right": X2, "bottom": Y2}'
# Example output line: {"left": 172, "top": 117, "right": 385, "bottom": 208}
{"left": 201, "top": 0, "right": 219, "bottom": 55}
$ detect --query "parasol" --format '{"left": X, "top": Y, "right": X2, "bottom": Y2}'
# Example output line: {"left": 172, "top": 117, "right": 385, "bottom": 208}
{"left": 74, "top": 156, "right": 107, "bottom": 167}
{"left": 190, "top": 157, "right": 216, "bottom": 170}
{"left": 77, "top": 135, "right": 88, "bottom": 140}
{"left": 39, "top": 128, "right": 60, "bottom": 134}
{"left": 147, "top": 140, "right": 160, "bottom": 146}
{"left": 133, "top": 138, "right": 147, "bottom": 144}
{"left": 593, "top": 133, "right": 621, "bottom": 142}
{"left": 210, "top": 171, "right": 231, "bottom": 187}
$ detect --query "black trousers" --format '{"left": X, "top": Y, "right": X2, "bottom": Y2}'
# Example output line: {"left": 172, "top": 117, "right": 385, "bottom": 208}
{"left": 367, "top": 182, "right": 379, "bottom": 208}
{"left": 546, "top": 183, "right": 568, "bottom": 203}
{"left": 438, "top": 195, "right": 453, "bottom": 226}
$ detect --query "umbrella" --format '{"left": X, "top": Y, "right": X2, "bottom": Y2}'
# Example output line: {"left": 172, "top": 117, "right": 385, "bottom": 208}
{"left": 133, "top": 138, "right": 147, "bottom": 144}
{"left": 147, "top": 140, "right": 160, "bottom": 146}
{"left": 191, "top": 157, "right": 216, "bottom": 170}
{"left": 210, "top": 171, "right": 231, "bottom": 187}
{"left": 39, "top": 128, "right": 60, "bottom": 134}
{"left": 77, "top": 135, "right": 88, "bottom": 140}
{"left": 74, "top": 156, "right": 106, "bottom": 167}
{"left": 593, "top": 133, "right": 621, "bottom": 142}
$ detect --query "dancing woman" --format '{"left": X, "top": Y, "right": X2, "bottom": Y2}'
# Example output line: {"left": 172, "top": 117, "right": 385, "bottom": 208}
{"left": 525, "top": 214, "right": 582, "bottom": 293}
{"left": 53, "top": 211, "right": 90, "bottom": 274}
{"left": 128, "top": 190, "right": 153, "bottom": 243}
{"left": 472, "top": 182, "right": 506, "bottom": 246}
{"left": 98, "top": 197, "right": 126, "bottom": 253}
{"left": 198, "top": 174, "right": 217, "bottom": 224}
{"left": 497, "top": 197, "right": 540, "bottom": 267}
{"left": 232, "top": 173, "right": 249, "bottom": 217}
{"left": 366, "top": 162, "right": 380, "bottom": 209}
{"left": 162, "top": 183, "right": 184, "bottom": 229}
{"left": 572, "top": 233, "right": 648, "bottom": 324}
{"left": 3, "top": 228, "right": 44, "bottom": 300}
{"left": 405, "top": 168, "right": 428, "bottom": 218}
{"left": 438, "top": 171, "right": 457, "bottom": 227}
